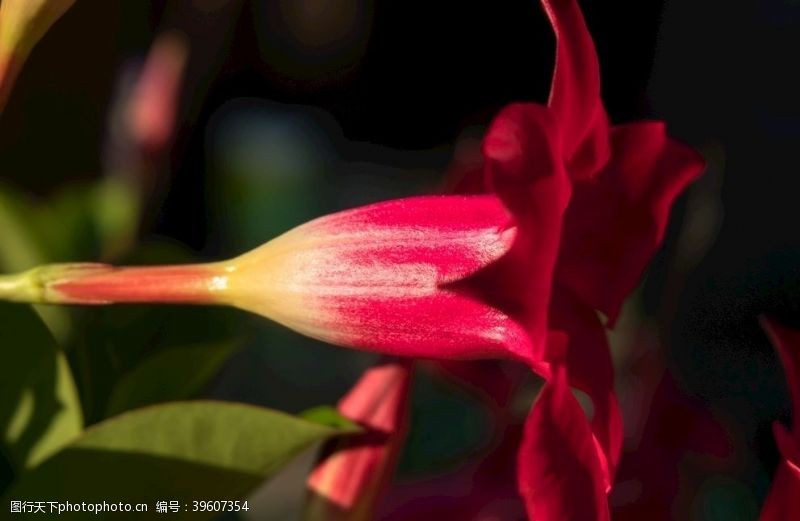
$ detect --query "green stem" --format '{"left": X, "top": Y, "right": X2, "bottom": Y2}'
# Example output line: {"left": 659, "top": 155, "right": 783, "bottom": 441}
{"left": 0, "top": 268, "right": 47, "bottom": 302}
{"left": 0, "top": 262, "right": 225, "bottom": 306}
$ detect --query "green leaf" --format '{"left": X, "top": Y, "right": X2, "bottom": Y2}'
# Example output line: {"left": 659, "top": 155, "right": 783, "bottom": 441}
{"left": 65, "top": 242, "right": 240, "bottom": 424}
{"left": 0, "top": 181, "right": 135, "bottom": 341}
{"left": 106, "top": 342, "right": 238, "bottom": 417}
{"left": 0, "top": 179, "right": 141, "bottom": 267}
{"left": 72, "top": 304, "right": 241, "bottom": 424}
{"left": 0, "top": 185, "right": 73, "bottom": 340}
{"left": 300, "top": 406, "right": 360, "bottom": 432}
{"left": 31, "top": 185, "right": 97, "bottom": 263}
{"left": 0, "top": 302, "right": 83, "bottom": 473}
{"left": 5, "top": 401, "right": 353, "bottom": 519}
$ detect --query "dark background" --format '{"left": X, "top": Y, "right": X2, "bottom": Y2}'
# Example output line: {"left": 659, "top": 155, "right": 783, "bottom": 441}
{"left": 1, "top": 1, "right": 798, "bottom": 519}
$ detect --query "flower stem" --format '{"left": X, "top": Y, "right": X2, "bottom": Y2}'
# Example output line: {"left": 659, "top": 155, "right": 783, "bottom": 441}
{"left": 0, "top": 270, "right": 43, "bottom": 302}
{"left": 0, "top": 262, "right": 228, "bottom": 306}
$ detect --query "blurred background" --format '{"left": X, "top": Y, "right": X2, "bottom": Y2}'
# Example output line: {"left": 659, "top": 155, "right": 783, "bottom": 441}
{"left": 0, "top": 0, "right": 798, "bottom": 519}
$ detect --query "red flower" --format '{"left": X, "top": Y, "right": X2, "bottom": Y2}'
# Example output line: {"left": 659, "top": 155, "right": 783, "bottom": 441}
{"left": 0, "top": 2, "right": 704, "bottom": 518}
{"left": 0, "top": 195, "right": 533, "bottom": 362}
{"left": 759, "top": 318, "right": 800, "bottom": 520}
{"left": 447, "top": 0, "right": 704, "bottom": 517}
{"left": 318, "top": 0, "right": 703, "bottom": 521}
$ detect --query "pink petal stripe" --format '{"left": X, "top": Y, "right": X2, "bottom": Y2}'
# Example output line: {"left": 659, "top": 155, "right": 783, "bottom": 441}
{"left": 296, "top": 195, "right": 518, "bottom": 284}
{"left": 313, "top": 292, "right": 534, "bottom": 363}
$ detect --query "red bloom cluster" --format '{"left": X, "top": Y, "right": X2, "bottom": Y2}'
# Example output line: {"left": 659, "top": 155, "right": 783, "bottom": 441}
{"left": 308, "top": 0, "right": 704, "bottom": 519}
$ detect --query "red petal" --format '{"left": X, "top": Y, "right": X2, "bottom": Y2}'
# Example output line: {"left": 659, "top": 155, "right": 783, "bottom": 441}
{"left": 306, "top": 361, "right": 412, "bottom": 519}
{"left": 286, "top": 195, "right": 517, "bottom": 284}
{"left": 316, "top": 291, "right": 534, "bottom": 363}
{"left": 542, "top": 0, "right": 604, "bottom": 171}
{"left": 567, "top": 105, "right": 612, "bottom": 178}
{"left": 479, "top": 103, "right": 571, "bottom": 360}
{"left": 550, "top": 287, "right": 623, "bottom": 487}
{"left": 230, "top": 195, "right": 534, "bottom": 363}
{"left": 557, "top": 122, "right": 705, "bottom": 322}
{"left": 762, "top": 317, "right": 800, "bottom": 440}
{"left": 447, "top": 0, "right": 611, "bottom": 184}
{"left": 517, "top": 349, "right": 609, "bottom": 521}
{"left": 337, "top": 361, "right": 413, "bottom": 433}
{"left": 760, "top": 460, "right": 800, "bottom": 521}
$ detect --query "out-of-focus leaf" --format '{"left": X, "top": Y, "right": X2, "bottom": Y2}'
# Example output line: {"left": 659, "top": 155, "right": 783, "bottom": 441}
{"left": 0, "top": 185, "right": 72, "bottom": 339}
{"left": 0, "top": 179, "right": 141, "bottom": 340}
{"left": 0, "top": 179, "right": 141, "bottom": 266}
{"left": 65, "top": 241, "right": 240, "bottom": 424}
{"left": 5, "top": 401, "right": 353, "bottom": 519}
{"left": 90, "top": 177, "right": 140, "bottom": 260}
{"left": 300, "top": 406, "right": 361, "bottom": 432}
{"left": 74, "top": 305, "right": 241, "bottom": 425}
{"left": 0, "top": 185, "right": 45, "bottom": 269}
{"left": 106, "top": 342, "right": 238, "bottom": 417}
{"left": 32, "top": 185, "right": 97, "bottom": 262}
{"left": 0, "top": 302, "right": 83, "bottom": 472}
